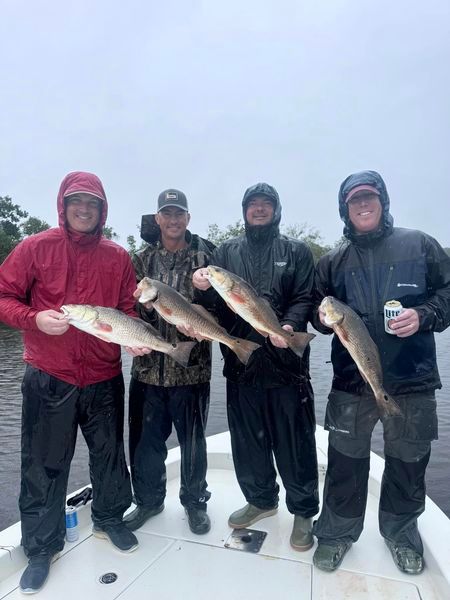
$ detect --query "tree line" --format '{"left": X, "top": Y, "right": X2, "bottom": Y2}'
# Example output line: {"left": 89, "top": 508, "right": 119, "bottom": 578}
{"left": 2, "top": 196, "right": 449, "bottom": 265}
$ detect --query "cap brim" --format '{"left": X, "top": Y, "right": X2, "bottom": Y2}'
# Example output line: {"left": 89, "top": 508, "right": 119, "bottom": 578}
{"left": 158, "top": 203, "right": 188, "bottom": 211}
{"left": 345, "top": 185, "right": 380, "bottom": 203}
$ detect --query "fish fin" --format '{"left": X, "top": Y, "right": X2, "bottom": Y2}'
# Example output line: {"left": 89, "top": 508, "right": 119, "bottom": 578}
{"left": 93, "top": 321, "right": 113, "bottom": 333}
{"left": 167, "top": 341, "right": 196, "bottom": 368}
{"left": 229, "top": 292, "right": 247, "bottom": 305}
{"left": 336, "top": 326, "right": 349, "bottom": 344}
{"left": 158, "top": 303, "right": 173, "bottom": 317}
{"left": 94, "top": 333, "right": 112, "bottom": 343}
{"left": 226, "top": 301, "right": 237, "bottom": 314}
{"left": 286, "top": 331, "right": 316, "bottom": 357}
{"left": 130, "top": 317, "right": 160, "bottom": 335}
{"left": 190, "top": 304, "right": 218, "bottom": 325}
{"left": 360, "top": 372, "right": 369, "bottom": 384}
{"left": 229, "top": 338, "right": 260, "bottom": 365}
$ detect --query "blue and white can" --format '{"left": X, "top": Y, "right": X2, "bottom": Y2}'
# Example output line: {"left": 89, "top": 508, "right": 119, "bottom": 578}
{"left": 384, "top": 300, "right": 403, "bottom": 334}
{"left": 65, "top": 506, "right": 79, "bottom": 542}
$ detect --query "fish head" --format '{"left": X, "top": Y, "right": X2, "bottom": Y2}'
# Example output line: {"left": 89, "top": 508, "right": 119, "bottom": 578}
{"left": 137, "top": 277, "right": 159, "bottom": 304}
{"left": 60, "top": 304, "right": 98, "bottom": 324}
{"left": 206, "top": 266, "right": 233, "bottom": 293}
{"left": 319, "top": 296, "right": 345, "bottom": 327}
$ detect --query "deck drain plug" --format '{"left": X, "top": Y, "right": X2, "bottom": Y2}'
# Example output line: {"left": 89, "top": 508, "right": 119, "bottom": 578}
{"left": 99, "top": 572, "right": 118, "bottom": 584}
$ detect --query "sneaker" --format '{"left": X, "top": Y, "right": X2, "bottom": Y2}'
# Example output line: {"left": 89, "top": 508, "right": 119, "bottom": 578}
{"left": 92, "top": 523, "right": 139, "bottom": 553}
{"left": 19, "top": 553, "right": 58, "bottom": 594}
{"left": 123, "top": 504, "right": 164, "bottom": 531}
{"left": 313, "top": 541, "right": 351, "bottom": 572}
{"left": 228, "top": 503, "right": 278, "bottom": 529}
{"left": 185, "top": 507, "right": 211, "bottom": 535}
{"left": 290, "top": 516, "right": 313, "bottom": 551}
{"left": 385, "top": 540, "right": 424, "bottom": 575}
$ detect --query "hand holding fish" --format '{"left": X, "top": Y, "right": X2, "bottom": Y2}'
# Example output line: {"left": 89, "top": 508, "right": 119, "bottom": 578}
{"left": 36, "top": 310, "right": 71, "bottom": 335}
{"left": 193, "top": 268, "right": 212, "bottom": 291}
{"left": 269, "top": 324, "right": 293, "bottom": 348}
{"left": 133, "top": 286, "right": 153, "bottom": 310}
{"left": 137, "top": 277, "right": 260, "bottom": 365}
{"left": 387, "top": 308, "right": 419, "bottom": 338}
{"left": 319, "top": 296, "right": 402, "bottom": 418}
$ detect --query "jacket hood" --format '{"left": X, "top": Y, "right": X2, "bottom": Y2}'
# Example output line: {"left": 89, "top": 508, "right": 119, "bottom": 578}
{"left": 57, "top": 171, "right": 108, "bottom": 231}
{"left": 241, "top": 182, "right": 282, "bottom": 242}
{"left": 338, "top": 170, "right": 393, "bottom": 243}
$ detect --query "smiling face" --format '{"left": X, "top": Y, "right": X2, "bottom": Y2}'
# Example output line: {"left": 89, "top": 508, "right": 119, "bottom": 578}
{"left": 65, "top": 193, "right": 102, "bottom": 233}
{"left": 347, "top": 192, "right": 383, "bottom": 234}
{"left": 155, "top": 206, "right": 190, "bottom": 245}
{"left": 245, "top": 195, "right": 275, "bottom": 226}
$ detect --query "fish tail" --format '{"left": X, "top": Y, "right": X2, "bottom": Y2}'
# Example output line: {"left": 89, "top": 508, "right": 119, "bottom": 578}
{"left": 286, "top": 331, "right": 316, "bottom": 357}
{"left": 167, "top": 341, "right": 196, "bottom": 367}
{"left": 229, "top": 338, "right": 260, "bottom": 365}
{"left": 376, "top": 391, "right": 402, "bottom": 418}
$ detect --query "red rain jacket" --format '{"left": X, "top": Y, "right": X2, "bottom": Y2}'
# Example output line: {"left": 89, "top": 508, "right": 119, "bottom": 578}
{"left": 0, "top": 172, "right": 136, "bottom": 387}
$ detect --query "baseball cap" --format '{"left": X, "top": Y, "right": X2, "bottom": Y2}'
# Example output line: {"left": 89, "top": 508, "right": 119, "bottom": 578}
{"left": 345, "top": 185, "right": 380, "bottom": 203}
{"left": 157, "top": 189, "right": 189, "bottom": 212}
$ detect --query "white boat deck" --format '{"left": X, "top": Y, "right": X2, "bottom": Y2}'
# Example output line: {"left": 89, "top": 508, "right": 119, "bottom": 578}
{"left": 1, "top": 429, "right": 449, "bottom": 599}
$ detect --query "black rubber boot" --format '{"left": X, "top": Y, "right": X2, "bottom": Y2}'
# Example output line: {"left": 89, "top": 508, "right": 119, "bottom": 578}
{"left": 185, "top": 507, "right": 211, "bottom": 534}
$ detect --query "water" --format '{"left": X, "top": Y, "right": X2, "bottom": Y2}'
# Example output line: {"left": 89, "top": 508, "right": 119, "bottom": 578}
{"left": 1, "top": 324, "right": 449, "bottom": 530}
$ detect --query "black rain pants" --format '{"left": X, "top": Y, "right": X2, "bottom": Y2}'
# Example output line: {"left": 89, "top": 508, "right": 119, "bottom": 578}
{"left": 226, "top": 380, "right": 319, "bottom": 517}
{"left": 313, "top": 388, "right": 438, "bottom": 554}
{"left": 20, "top": 366, "right": 132, "bottom": 557}
{"left": 128, "top": 379, "right": 211, "bottom": 510}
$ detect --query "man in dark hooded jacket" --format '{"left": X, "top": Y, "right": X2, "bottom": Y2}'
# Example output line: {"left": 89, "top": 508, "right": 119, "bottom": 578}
{"left": 0, "top": 172, "right": 139, "bottom": 594}
{"left": 311, "top": 170, "right": 450, "bottom": 574}
{"left": 192, "top": 183, "right": 319, "bottom": 550}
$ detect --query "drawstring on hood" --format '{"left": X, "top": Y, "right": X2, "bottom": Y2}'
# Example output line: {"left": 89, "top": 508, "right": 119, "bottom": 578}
{"left": 242, "top": 182, "right": 282, "bottom": 244}
{"left": 338, "top": 170, "right": 393, "bottom": 246}
{"left": 57, "top": 171, "right": 108, "bottom": 237}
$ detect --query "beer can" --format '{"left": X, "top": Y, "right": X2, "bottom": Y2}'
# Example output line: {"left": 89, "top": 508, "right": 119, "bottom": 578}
{"left": 65, "top": 506, "right": 79, "bottom": 542}
{"left": 384, "top": 300, "right": 403, "bottom": 334}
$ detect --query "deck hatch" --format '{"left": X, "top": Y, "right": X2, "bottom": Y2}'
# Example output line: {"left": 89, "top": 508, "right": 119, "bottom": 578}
{"left": 224, "top": 528, "right": 267, "bottom": 553}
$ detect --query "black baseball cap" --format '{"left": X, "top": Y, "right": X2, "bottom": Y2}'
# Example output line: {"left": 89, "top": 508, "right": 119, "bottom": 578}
{"left": 157, "top": 189, "right": 189, "bottom": 212}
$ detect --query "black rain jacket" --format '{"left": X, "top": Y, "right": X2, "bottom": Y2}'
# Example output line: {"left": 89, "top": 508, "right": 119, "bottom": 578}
{"left": 313, "top": 170, "right": 450, "bottom": 396}
{"left": 211, "top": 183, "right": 315, "bottom": 388}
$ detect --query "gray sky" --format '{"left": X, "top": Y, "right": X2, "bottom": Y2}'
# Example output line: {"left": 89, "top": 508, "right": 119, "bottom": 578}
{"left": 1, "top": 0, "right": 449, "bottom": 247}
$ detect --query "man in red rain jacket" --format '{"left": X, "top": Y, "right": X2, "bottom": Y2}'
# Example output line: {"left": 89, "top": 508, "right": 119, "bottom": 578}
{"left": 0, "top": 172, "right": 139, "bottom": 594}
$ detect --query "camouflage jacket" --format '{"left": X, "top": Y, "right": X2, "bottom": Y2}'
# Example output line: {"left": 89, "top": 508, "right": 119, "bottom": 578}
{"left": 131, "top": 230, "right": 215, "bottom": 387}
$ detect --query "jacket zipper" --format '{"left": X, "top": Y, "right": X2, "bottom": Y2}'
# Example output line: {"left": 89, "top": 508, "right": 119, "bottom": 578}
{"left": 351, "top": 271, "right": 366, "bottom": 310}
{"left": 368, "top": 249, "right": 381, "bottom": 340}
{"left": 382, "top": 264, "right": 395, "bottom": 303}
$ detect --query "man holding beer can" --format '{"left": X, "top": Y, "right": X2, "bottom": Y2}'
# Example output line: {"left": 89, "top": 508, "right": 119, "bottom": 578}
{"left": 311, "top": 170, "right": 450, "bottom": 575}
